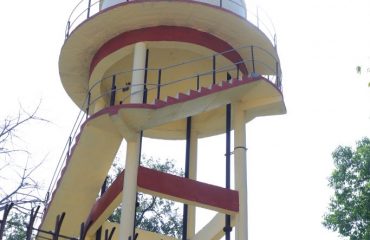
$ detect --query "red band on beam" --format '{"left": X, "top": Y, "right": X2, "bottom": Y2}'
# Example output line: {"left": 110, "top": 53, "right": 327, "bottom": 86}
{"left": 89, "top": 26, "right": 248, "bottom": 76}
{"left": 86, "top": 166, "right": 239, "bottom": 228}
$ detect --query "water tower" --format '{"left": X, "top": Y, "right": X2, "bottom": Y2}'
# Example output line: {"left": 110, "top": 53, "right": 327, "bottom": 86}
{"left": 38, "top": 0, "right": 285, "bottom": 239}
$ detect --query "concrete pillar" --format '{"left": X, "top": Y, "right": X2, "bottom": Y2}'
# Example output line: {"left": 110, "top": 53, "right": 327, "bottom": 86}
{"left": 130, "top": 42, "right": 147, "bottom": 104}
{"left": 119, "top": 42, "right": 146, "bottom": 240}
{"left": 233, "top": 103, "right": 248, "bottom": 240}
{"left": 187, "top": 130, "right": 198, "bottom": 238}
{"left": 119, "top": 134, "right": 141, "bottom": 240}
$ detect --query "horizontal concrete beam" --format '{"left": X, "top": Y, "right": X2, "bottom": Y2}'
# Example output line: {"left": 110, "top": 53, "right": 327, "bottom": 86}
{"left": 85, "top": 166, "right": 239, "bottom": 237}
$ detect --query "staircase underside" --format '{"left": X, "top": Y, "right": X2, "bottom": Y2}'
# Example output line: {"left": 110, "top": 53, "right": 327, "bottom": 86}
{"left": 38, "top": 76, "right": 285, "bottom": 239}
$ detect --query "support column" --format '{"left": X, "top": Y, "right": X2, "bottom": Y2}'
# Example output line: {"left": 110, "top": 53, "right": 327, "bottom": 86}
{"left": 119, "top": 42, "right": 146, "bottom": 240}
{"left": 233, "top": 103, "right": 248, "bottom": 240}
{"left": 130, "top": 42, "right": 147, "bottom": 104}
{"left": 119, "top": 134, "right": 141, "bottom": 240}
{"left": 187, "top": 129, "right": 198, "bottom": 238}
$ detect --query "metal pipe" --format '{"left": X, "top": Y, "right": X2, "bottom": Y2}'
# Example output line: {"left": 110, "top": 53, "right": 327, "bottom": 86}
{"left": 182, "top": 117, "right": 192, "bottom": 240}
{"left": 132, "top": 131, "right": 144, "bottom": 238}
{"left": 86, "top": 91, "right": 91, "bottom": 117}
{"left": 87, "top": 0, "right": 92, "bottom": 18}
{"left": 157, "top": 69, "right": 162, "bottom": 100}
{"left": 110, "top": 75, "right": 116, "bottom": 106}
{"left": 276, "top": 61, "right": 280, "bottom": 89}
{"left": 225, "top": 104, "right": 232, "bottom": 240}
{"left": 236, "top": 64, "right": 240, "bottom": 80}
{"left": 213, "top": 55, "right": 216, "bottom": 84}
{"left": 143, "top": 49, "right": 149, "bottom": 104}
{"left": 68, "top": 137, "right": 72, "bottom": 157}
{"left": 251, "top": 46, "right": 256, "bottom": 73}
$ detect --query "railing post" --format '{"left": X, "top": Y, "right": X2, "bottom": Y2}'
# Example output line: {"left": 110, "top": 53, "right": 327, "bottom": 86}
{"left": 236, "top": 64, "right": 240, "bottom": 80}
{"left": 143, "top": 49, "right": 149, "bottom": 104}
{"left": 274, "top": 34, "right": 277, "bottom": 49}
{"left": 251, "top": 46, "right": 256, "bottom": 73}
{"left": 156, "top": 69, "right": 162, "bottom": 100}
{"left": 276, "top": 61, "right": 281, "bottom": 89}
{"left": 52, "top": 212, "right": 65, "bottom": 240}
{"left": 213, "top": 55, "right": 216, "bottom": 84}
{"left": 220, "top": 0, "right": 222, "bottom": 7}
{"left": 86, "top": 91, "right": 91, "bottom": 118}
{"left": 68, "top": 136, "right": 72, "bottom": 158}
{"left": 79, "top": 221, "right": 92, "bottom": 240}
{"left": 87, "top": 0, "right": 92, "bottom": 18}
{"left": 105, "top": 227, "right": 116, "bottom": 240}
{"left": 110, "top": 75, "right": 116, "bottom": 106}
{"left": 196, "top": 75, "right": 200, "bottom": 90}
{"left": 65, "top": 21, "right": 71, "bottom": 39}
{"left": 26, "top": 206, "right": 40, "bottom": 240}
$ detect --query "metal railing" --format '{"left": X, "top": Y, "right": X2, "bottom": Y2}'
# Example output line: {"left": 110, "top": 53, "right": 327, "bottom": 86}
{"left": 64, "top": 0, "right": 277, "bottom": 47}
{"left": 44, "top": 44, "right": 282, "bottom": 209}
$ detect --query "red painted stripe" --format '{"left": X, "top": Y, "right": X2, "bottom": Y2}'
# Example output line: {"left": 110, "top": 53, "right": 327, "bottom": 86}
{"left": 138, "top": 166, "right": 239, "bottom": 212}
{"left": 85, "top": 166, "right": 239, "bottom": 227}
{"left": 89, "top": 26, "right": 248, "bottom": 76}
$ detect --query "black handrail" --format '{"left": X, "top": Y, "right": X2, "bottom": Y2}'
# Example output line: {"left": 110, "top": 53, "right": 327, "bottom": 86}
{"left": 63, "top": 0, "right": 277, "bottom": 47}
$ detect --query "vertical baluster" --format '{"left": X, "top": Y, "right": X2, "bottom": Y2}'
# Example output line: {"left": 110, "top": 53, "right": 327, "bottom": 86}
{"left": 157, "top": 69, "right": 162, "bottom": 100}
{"left": 143, "top": 49, "right": 149, "bottom": 104}
{"left": 65, "top": 21, "right": 71, "bottom": 39}
{"left": 236, "top": 64, "right": 240, "bottom": 80}
{"left": 87, "top": 0, "right": 92, "bottom": 18}
{"left": 110, "top": 75, "right": 116, "bottom": 106}
{"left": 68, "top": 136, "right": 72, "bottom": 158}
{"left": 251, "top": 46, "right": 256, "bottom": 74}
{"left": 276, "top": 61, "right": 280, "bottom": 89}
{"left": 86, "top": 91, "right": 91, "bottom": 118}
{"left": 213, "top": 55, "right": 216, "bottom": 85}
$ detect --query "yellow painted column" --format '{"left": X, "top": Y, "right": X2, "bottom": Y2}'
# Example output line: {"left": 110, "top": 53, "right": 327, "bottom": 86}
{"left": 119, "top": 134, "right": 141, "bottom": 240}
{"left": 130, "top": 42, "right": 147, "bottom": 104}
{"left": 233, "top": 103, "right": 248, "bottom": 240}
{"left": 187, "top": 130, "right": 198, "bottom": 238}
{"left": 119, "top": 42, "right": 147, "bottom": 240}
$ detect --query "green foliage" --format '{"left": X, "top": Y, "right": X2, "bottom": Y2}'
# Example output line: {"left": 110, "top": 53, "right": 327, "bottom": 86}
{"left": 323, "top": 138, "right": 370, "bottom": 240}
{"left": 108, "top": 156, "right": 184, "bottom": 239}
{"left": 3, "top": 212, "right": 27, "bottom": 240}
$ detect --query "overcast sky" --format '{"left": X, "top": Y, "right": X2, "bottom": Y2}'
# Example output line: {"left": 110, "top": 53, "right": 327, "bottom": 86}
{"left": 1, "top": 0, "right": 370, "bottom": 239}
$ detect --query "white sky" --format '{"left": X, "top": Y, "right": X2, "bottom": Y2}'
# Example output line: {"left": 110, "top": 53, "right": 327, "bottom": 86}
{"left": 1, "top": 0, "right": 370, "bottom": 239}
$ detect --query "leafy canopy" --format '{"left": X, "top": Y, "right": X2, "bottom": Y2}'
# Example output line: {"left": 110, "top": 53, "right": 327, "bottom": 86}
{"left": 323, "top": 138, "right": 370, "bottom": 240}
{"left": 3, "top": 212, "right": 27, "bottom": 240}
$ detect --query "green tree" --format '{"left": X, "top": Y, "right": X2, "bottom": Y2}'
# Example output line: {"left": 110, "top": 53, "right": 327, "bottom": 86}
{"left": 3, "top": 213, "right": 27, "bottom": 240}
{"left": 108, "top": 156, "right": 184, "bottom": 239}
{"left": 323, "top": 138, "right": 370, "bottom": 240}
